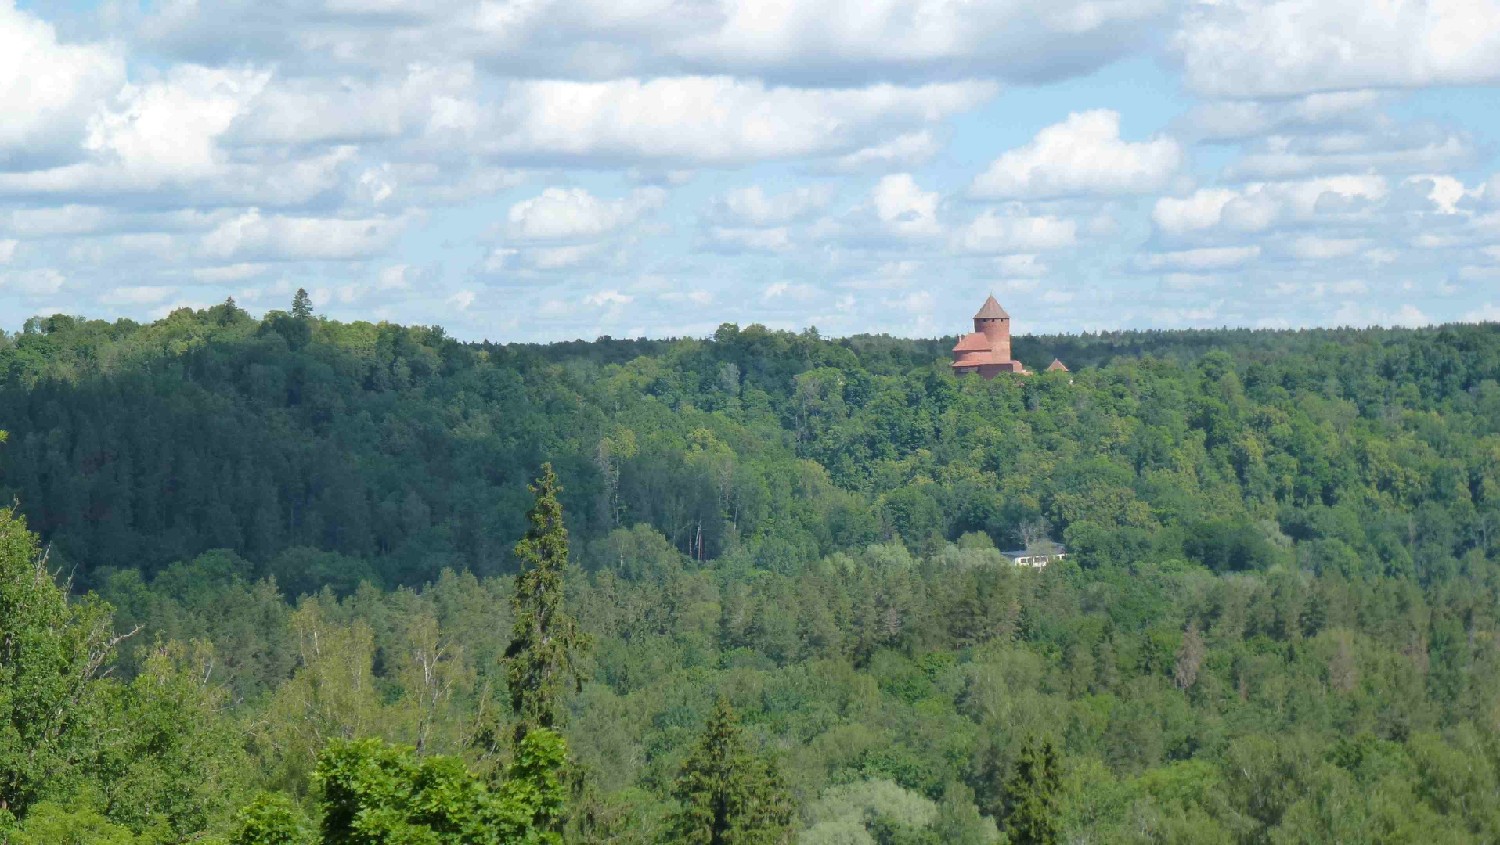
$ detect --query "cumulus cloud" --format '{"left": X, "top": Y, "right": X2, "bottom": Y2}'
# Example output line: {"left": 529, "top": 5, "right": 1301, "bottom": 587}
{"left": 201, "top": 211, "right": 408, "bottom": 261}
{"left": 707, "top": 227, "right": 794, "bottom": 253}
{"left": 1136, "top": 246, "right": 1261, "bottom": 271}
{"left": 955, "top": 207, "right": 1077, "bottom": 253}
{"left": 1224, "top": 127, "right": 1472, "bottom": 181}
{"left": 0, "top": 2, "right": 123, "bottom": 165}
{"left": 487, "top": 76, "right": 996, "bottom": 164}
{"left": 710, "top": 184, "right": 833, "bottom": 226}
{"left": 1152, "top": 176, "right": 1389, "bottom": 236}
{"left": 1176, "top": 0, "right": 1500, "bottom": 97}
{"left": 1179, "top": 91, "right": 1388, "bottom": 141}
{"left": 831, "top": 130, "right": 942, "bottom": 173}
{"left": 1288, "top": 236, "right": 1369, "bottom": 260}
{"left": 871, "top": 173, "right": 941, "bottom": 238}
{"left": 670, "top": 0, "right": 1170, "bottom": 83}
{"left": 0, "top": 267, "right": 66, "bottom": 297}
{"left": 0, "top": 0, "right": 1496, "bottom": 338}
{"left": 505, "top": 186, "right": 666, "bottom": 241}
{"left": 971, "top": 110, "right": 1181, "bottom": 199}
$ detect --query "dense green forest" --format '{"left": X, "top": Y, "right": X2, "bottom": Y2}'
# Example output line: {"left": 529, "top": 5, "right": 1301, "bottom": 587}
{"left": 2, "top": 299, "right": 1500, "bottom": 843}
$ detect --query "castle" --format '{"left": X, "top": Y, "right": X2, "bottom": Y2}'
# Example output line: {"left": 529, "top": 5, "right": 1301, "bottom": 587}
{"left": 951, "top": 295, "right": 1067, "bottom": 378}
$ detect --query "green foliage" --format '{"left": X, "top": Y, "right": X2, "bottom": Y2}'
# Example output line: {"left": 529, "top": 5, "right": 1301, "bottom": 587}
{"left": 504, "top": 464, "right": 587, "bottom": 735}
{"left": 233, "top": 793, "right": 315, "bottom": 845}
{"left": 669, "top": 697, "right": 793, "bottom": 845}
{"left": 2, "top": 310, "right": 1500, "bottom": 842}
{"left": 0, "top": 504, "right": 117, "bottom": 819}
{"left": 314, "top": 729, "right": 567, "bottom": 845}
{"left": 1002, "top": 738, "right": 1060, "bottom": 845}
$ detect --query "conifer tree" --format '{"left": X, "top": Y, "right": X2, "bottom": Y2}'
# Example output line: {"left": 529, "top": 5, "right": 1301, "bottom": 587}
{"left": 291, "top": 288, "right": 313, "bottom": 319}
{"left": 503, "top": 463, "right": 586, "bottom": 735}
{"left": 1002, "top": 737, "right": 1061, "bottom": 845}
{"left": 669, "top": 697, "right": 792, "bottom": 845}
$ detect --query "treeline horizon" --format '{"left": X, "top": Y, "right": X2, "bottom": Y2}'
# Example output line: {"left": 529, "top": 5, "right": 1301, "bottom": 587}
{"left": 1, "top": 297, "right": 1499, "bottom": 842}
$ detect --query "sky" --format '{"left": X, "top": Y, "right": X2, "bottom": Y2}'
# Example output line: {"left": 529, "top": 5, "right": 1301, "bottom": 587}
{"left": 2, "top": 0, "right": 1499, "bottom": 342}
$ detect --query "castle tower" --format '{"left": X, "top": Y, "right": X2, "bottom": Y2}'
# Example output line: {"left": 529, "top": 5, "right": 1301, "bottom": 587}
{"left": 974, "top": 295, "right": 1011, "bottom": 363}
{"left": 952, "top": 294, "right": 1027, "bottom": 377}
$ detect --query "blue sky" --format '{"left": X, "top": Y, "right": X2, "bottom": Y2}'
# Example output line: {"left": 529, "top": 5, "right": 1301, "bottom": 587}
{"left": 3, "top": 0, "right": 1499, "bottom": 341}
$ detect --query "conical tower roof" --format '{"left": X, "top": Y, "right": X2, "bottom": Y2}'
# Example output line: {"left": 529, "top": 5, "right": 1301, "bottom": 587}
{"left": 974, "top": 295, "right": 1009, "bottom": 319}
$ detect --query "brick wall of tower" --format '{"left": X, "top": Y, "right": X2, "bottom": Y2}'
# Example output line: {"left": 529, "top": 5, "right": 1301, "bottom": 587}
{"left": 976, "top": 316, "right": 1011, "bottom": 363}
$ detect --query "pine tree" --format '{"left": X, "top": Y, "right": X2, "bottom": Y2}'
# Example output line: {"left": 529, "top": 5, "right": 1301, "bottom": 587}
{"left": 669, "top": 697, "right": 792, "bottom": 845}
{"left": 1002, "top": 737, "right": 1061, "bottom": 845}
{"left": 290, "top": 288, "right": 313, "bottom": 319}
{"left": 503, "top": 463, "right": 587, "bottom": 735}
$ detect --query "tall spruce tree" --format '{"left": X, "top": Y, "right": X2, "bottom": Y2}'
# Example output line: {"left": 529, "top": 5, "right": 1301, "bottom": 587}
{"left": 1002, "top": 737, "right": 1061, "bottom": 845}
{"left": 669, "top": 697, "right": 792, "bottom": 845}
{"left": 290, "top": 288, "right": 313, "bottom": 319}
{"left": 503, "top": 463, "right": 586, "bottom": 735}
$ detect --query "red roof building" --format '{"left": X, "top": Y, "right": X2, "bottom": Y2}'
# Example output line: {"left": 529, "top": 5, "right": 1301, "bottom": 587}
{"left": 952, "top": 295, "right": 1029, "bottom": 378}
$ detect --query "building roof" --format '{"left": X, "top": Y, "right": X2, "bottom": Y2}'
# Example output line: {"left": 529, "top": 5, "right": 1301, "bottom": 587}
{"left": 1046, "top": 358, "right": 1069, "bottom": 372}
{"left": 952, "top": 332, "right": 992, "bottom": 353}
{"left": 974, "top": 295, "right": 1010, "bottom": 320}
{"left": 1002, "top": 541, "right": 1067, "bottom": 558}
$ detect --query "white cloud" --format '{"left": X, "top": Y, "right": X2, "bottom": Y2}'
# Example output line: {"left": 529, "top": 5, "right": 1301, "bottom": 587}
{"left": 0, "top": 239, "right": 15, "bottom": 263}
{"left": 192, "top": 262, "right": 269, "bottom": 282}
{"left": 994, "top": 254, "right": 1048, "bottom": 277}
{"left": 100, "top": 285, "right": 176, "bottom": 305}
{"left": 489, "top": 76, "right": 995, "bottom": 164}
{"left": 832, "top": 130, "right": 941, "bottom": 172}
{"left": 1289, "top": 236, "right": 1368, "bottom": 260}
{"left": 1137, "top": 246, "right": 1261, "bottom": 271}
{"left": 1176, "top": 0, "right": 1500, "bottom": 98}
{"left": 871, "top": 173, "right": 941, "bottom": 237}
{"left": 446, "top": 289, "right": 476, "bottom": 310}
{"left": 0, "top": 2, "right": 123, "bottom": 162}
{"left": 669, "top": 0, "right": 1170, "bottom": 82}
{"left": 1331, "top": 301, "right": 1431, "bottom": 328}
{"left": 709, "top": 227, "right": 794, "bottom": 252}
{"left": 972, "top": 110, "right": 1181, "bottom": 199}
{"left": 505, "top": 186, "right": 665, "bottom": 241}
{"left": 762, "top": 281, "right": 819, "bottom": 301}
{"left": 1224, "top": 129, "right": 1471, "bottom": 181}
{"left": 1181, "top": 91, "right": 1387, "bottom": 141}
{"left": 1407, "top": 174, "right": 1469, "bottom": 213}
{"left": 480, "top": 242, "right": 613, "bottom": 274}
{"left": 955, "top": 207, "right": 1077, "bottom": 253}
{"left": 711, "top": 184, "right": 832, "bottom": 226}
{"left": 201, "top": 210, "right": 407, "bottom": 260}
{"left": 0, "top": 267, "right": 66, "bottom": 296}
{"left": 583, "top": 289, "right": 632, "bottom": 307}
{"left": 88, "top": 65, "right": 270, "bottom": 184}
{"left": 1152, "top": 176, "right": 1389, "bottom": 236}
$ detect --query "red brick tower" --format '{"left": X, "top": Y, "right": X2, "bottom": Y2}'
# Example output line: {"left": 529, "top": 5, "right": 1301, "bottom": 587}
{"left": 974, "top": 295, "right": 1011, "bottom": 363}
{"left": 952, "top": 294, "right": 1027, "bottom": 378}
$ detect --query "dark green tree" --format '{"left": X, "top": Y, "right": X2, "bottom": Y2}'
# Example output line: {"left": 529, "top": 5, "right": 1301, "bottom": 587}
{"left": 291, "top": 288, "right": 314, "bottom": 319}
{"left": 503, "top": 463, "right": 587, "bottom": 735}
{"left": 1002, "top": 737, "right": 1061, "bottom": 845}
{"left": 668, "top": 697, "right": 792, "bottom": 845}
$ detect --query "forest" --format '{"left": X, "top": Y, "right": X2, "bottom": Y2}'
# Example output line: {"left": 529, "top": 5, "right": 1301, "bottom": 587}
{"left": 2, "top": 297, "right": 1500, "bottom": 843}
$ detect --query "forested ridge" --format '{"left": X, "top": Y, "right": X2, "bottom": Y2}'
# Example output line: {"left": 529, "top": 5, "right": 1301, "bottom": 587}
{"left": 2, "top": 299, "right": 1500, "bottom": 843}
